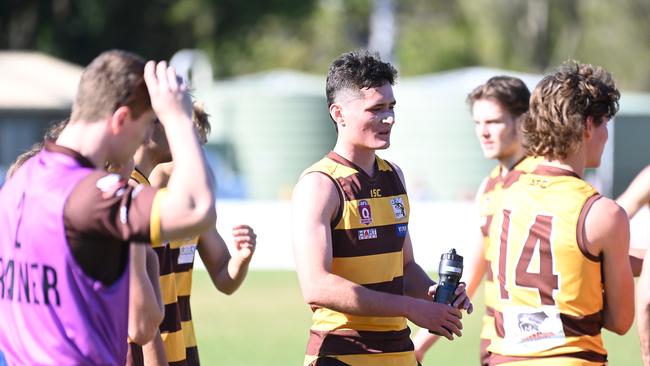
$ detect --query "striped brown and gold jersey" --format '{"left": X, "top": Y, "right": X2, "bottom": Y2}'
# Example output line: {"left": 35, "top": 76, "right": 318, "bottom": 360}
{"left": 478, "top": 156, "right": 541, "bottom": 360}
{"left": 487, "top": 165, "right": 606, "bottom": 365}
{"left": 128, "top": 169, "right": 201, "bottom": 366}
{"left": 302, "top": 152, "right": 417, "bottom": 366}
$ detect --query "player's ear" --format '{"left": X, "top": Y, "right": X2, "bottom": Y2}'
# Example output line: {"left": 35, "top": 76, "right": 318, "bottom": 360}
{"left": 329, "top": 103, "right": 346, "bottom": 128}
{"left": 109, "top": 106, "right": 131, "bottom": 135}
{"left": 584, "top": 116, "right": 595, "bottom": 139}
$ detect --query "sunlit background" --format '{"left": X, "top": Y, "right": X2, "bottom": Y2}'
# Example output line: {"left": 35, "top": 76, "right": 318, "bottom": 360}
{"left": 1, "top": 1, "right": 649, "bottom": 363}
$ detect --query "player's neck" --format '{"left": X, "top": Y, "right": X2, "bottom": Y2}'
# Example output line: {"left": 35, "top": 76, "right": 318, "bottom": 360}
{"left": 498, "top": 149, "right": 527, "bottom": 176}
{"left": 55, "top": 121, "right": 108, "bottom": 168}
{"left": 133, "top": 152, "right": 157, "bottom": 179}
{"left": 333, "top": 144, "right": 376, "bottom": 176}
{"left": 542, "top": 154, "right": 586, "bottom": 178}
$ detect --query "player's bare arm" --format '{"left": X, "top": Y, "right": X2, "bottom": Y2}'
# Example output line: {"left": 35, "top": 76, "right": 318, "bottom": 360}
{"left": 586, "top": 197, "right": 634, "bottom": 334}
{"left": 198, "top": 224, "right": 257, "bottom": 295}
{"left": 143, "top": 61, "right": 216, "bottom": 242}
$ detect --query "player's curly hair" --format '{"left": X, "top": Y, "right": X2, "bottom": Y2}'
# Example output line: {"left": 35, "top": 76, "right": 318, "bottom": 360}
{"left": 523, "top": 61, "right": 619, "bottom": 160}
{"left": 191, "top": 101, "right": 211, "bottom": 145}
{"left": 326, "top": 50, "right": 397, "bottom": 108}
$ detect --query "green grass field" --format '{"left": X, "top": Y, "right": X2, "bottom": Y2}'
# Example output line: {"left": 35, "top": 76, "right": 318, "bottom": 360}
{"left": 191, "top": 270, "right": 642, "bottom": 365}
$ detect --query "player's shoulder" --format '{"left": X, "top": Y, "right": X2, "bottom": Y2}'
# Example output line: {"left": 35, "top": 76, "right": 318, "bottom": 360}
{"left": 586, "top": 195, "right": 629, "bottom": 241}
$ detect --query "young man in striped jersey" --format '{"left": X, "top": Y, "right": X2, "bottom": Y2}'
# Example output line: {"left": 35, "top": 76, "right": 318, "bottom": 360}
{"left": 126, "top": 102, "right": 257, "bottom": 366}
{"left": 486, "top": 62, "right": 633, "bottom": 365}
{"left": 293, "top": 50, "right": 472, "bottom": 366}
{"left": 413, "top": 76, "right": 540, "bottom": 364}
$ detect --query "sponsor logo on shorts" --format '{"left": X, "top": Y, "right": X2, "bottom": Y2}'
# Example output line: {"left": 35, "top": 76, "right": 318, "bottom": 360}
{"left": 358, "top": 228, "right": 378, "bottom": 240}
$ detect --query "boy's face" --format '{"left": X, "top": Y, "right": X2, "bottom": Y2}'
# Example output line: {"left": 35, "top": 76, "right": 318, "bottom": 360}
{"left": 472, "top": 98, "right": 521, "bottom": 162}
{"left": 585, "top": 116, "right": 610, "bottom": 168}
{"left": 336, "top": 83, "right": 396, "bottom": 151}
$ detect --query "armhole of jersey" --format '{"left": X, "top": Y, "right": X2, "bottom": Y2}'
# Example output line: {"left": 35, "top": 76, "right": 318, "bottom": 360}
{"left": 576, "top": 193, "right": 603, "bottom": 262}
{"left": 149, "top": 188, "right": 167, "bottom": 247}
{"left": 304, "top": 171, "right": 345, "bottom": 228}
{"left": 383, "top": 160, "right": 407, "bottom": 193}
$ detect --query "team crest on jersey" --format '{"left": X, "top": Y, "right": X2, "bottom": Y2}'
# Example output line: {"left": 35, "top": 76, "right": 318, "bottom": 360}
{"left": 358, "top": 200, "right": 373, "bottom": 225}
{"left": 396, "top": 224, "right": 408, "bottom": 237}
{"left": 391, "top": 197, "right": 406, "bottom": 220}
{"left": 358, "top": 228, "right": 378, "bottom": 240}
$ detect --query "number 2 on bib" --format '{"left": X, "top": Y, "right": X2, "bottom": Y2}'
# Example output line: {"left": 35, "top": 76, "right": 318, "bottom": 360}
{"left": 497, "top": 210, "right": 559, "bottom": 305}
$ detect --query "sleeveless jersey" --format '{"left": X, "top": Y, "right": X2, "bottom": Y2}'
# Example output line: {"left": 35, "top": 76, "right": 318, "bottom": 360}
{"left": 478, "top": 157, "right": 542, "bottom": 355}
{"left": 0, "top": 148, "right": 130, "bottom": 365}
{"left": 487, "top": 165, "right": 606, "bottom": 365}
{"left": 129, "top": 169, "right": 201, "bottom": 366}
{"left": 302, "top": 152, "right": 417, "bottom": 366}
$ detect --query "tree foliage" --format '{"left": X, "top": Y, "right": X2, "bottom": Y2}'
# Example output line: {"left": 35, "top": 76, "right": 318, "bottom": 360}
{"left": 1, "top": 0, "right": 648, "bottom": 90}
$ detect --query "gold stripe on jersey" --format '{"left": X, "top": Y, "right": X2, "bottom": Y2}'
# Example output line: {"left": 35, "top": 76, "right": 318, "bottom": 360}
{"left": 182, "top": 320, "right": 197, "bottom": 347}
{"left": 301, "top": 152, "right": 415, "bottom": 365}
{"left": 320, "top": 351, "right": 418, "bottom": 366}
{"left": 311, "top": 309, "right": 406, "bottom": 331}
{"left": 130, "top": 168, "right": 150, "bottom": 185}
{"left": 487, "top": 166, "right": 605, "bottom": 360}
{"left": 174, "top": 269, "right": 193, "bottom": 297}
{"left": 332, "top": 251, "right": 403, "bottom": 285}
{"left": 161, "top": 329, "right": 186, "bottom": 363}
{"left": 149, "top": 189, "right": 167, "bottom": 247}
{"left": 335, "top": 194, "right": 410, "bottom": 230}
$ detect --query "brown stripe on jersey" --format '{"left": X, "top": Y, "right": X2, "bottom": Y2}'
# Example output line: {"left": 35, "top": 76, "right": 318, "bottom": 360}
{"left": 332, "top": 225, "right": 405, "bottom": 257}
{"left": 480, "top": 338, "right": 492, "bottom": 366}
{"left": 501, "top": 170, "right": 524, "bottom": 189}
{"left": 178, "top": 295, "right": 192, "bottom": 321}
{"left": 485, "top": 306, "right": 495, "bottom": 317}
{"left": 577, "top": 193, "right": 603, "bottom": 262}
{"left": 485, "top": 260, "right": 494, "bottom": 281}
{"left": 185, "top": 346, "right": 200, "bottom": 366}
{"left": 482, "top": 176, "right": 502, "bottom": 195}
{"left": 488, "top": 351, "right": 607, "bottom": 365}
{"left": 561, "top": 311, "right": 602, "bottom": 337}
{"left": 169, "top": 246, "right": 196, "bottom": 273}
{"left": 160, "top": 303, "right": 183, "bottom": 333}
{"left": 494, "top": 309, "right": 505, "bottom": 338}
{"left": 362, "top": 276, "right": 404, "bottom": 295}
{"left": 480, "top": 214, "right": 493, "bottom": 238}
{"left": 155, "top": 246, "right": 174, "bottom": 276}
{"left": 335, "top": 174, "right": 406, "bottom": 201}
{"left": 307, "top": 328, "right": 413, "bottom": 356}
{"left": 532, "top": 165, "right": 581, "bottom": 179}
{"left": 493, "top": 309, "right": 602, "bottom": 338}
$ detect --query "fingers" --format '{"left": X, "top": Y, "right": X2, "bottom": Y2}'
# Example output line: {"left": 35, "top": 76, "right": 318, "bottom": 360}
{"left": 427, "top": 284, "right": 438, "bottom": 297}
{"left": 143, "top": 61, "right": 158, "bottom": 94}
{"left": 156, "top": 61, "right": 169, "bottom": 91}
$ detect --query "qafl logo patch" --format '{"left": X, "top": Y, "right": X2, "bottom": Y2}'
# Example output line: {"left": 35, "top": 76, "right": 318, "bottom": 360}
{"left": 391, "top": 197, "right": 406, "bottom": 220}
{"left": 358, "top": 200, "right": 373, "bottom": 225}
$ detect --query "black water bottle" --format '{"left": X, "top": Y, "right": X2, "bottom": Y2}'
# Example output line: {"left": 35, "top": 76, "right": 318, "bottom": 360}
{"left": 433, "top": 248, "right": 464, "bottom": 304}
{"left": 430, "top": 249, "right": 464, "bottom": 335}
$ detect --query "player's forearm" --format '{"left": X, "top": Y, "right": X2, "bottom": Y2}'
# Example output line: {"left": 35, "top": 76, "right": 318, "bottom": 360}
{"left": 301, "top": 272, "right": 413, "bottom": 318}
{"left": 142, "top": 331, "right": 169, "bottom": 366}
{"left": 145, "top": 247, "right": 164, "bottom": 313}
{"left": 403, "top": 261, "right": 435, "bottom": 300}
{"left": 214, "top": 255, "right": 251, "bottom": 295}
{"left": 638, "top": 296, "right": 650, "bottom": 365}
{"left": 163, "top": 120, "right": 216, "bottom": 237}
